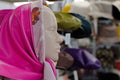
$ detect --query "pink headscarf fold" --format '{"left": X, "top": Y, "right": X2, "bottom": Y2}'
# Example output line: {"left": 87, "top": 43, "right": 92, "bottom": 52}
{"left": 0, "top": 1, "right": 56, "bottom": 80}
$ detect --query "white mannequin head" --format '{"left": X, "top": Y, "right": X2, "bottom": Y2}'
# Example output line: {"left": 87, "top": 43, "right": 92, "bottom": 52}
{"left": 43, "top": 6, "right": 63, "bottom": 61}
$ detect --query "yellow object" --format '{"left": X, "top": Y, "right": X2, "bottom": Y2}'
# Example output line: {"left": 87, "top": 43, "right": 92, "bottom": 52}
{"left": 117, "top": 26, "right": 120, "bottom": 39}
{"left": 43, "top": 3, "right": 49, "bottom": 7}
{"left": 54, "top": 12, "right": 81, "bottom": 30}
{"left": 62, "top": 4, "right": 71, "bottom": 13}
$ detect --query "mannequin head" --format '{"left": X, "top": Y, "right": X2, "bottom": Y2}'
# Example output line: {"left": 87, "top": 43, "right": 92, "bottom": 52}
{"left": 43, "top": 6, "right": 63, "bottom": 61}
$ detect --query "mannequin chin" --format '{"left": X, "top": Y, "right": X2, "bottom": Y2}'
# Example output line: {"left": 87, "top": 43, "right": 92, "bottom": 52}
{"left": 43, "top": 6, "right": 63, "bottom": 61}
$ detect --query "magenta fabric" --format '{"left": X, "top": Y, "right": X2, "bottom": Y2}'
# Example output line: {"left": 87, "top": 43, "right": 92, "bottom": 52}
{"left": 0, "top": 10, "right": 12, "bottom": 25}
{"left": 46, "top": 58, "right": 57, "bottom": 76}
{"left": 0, "top": 3, "right": 56, "bottom": 80}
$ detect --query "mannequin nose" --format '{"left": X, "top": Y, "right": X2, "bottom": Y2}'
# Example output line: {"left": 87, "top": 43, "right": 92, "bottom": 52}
{"left": 57, "top": 33, "right": 64, "bottom": 44}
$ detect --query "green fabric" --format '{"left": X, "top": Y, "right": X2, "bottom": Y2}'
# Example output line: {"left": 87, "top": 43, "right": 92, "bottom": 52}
{"left": 54, "top": 12, "right": 81, "bottom": 30}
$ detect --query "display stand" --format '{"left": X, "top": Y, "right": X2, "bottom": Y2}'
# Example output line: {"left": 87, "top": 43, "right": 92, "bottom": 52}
{"left": 65, "top": 33, "right": 78, "bottom": 80}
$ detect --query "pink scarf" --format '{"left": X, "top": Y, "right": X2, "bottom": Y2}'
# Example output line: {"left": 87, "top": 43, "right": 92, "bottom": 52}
{"left": 0, "top": 1, "right": 56, "bottom": 80}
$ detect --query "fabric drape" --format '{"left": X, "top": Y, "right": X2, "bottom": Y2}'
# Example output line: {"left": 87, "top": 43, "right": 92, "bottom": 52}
{"left": 0, "top": 1, "right": 56, "bottom": 80}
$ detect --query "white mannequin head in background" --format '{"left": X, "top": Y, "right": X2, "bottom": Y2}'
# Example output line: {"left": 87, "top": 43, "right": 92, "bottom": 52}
{"left": 43, "top": 6, "right": 63, "bottom": 61}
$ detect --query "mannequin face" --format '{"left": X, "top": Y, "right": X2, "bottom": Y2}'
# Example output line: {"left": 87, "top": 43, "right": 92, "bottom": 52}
{"left": 43, "top": 6, "right": 63, "bottom": 61}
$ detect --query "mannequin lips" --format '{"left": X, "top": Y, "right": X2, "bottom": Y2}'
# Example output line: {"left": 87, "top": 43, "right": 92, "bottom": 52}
{"left": 57, "top": 50, "right": 60, "bottom": 53}
{"left": 57, "top": 48, "right": 60, "bottom": 53}
{"left": 57, "top": 46, "right": 61, "bottom": 53}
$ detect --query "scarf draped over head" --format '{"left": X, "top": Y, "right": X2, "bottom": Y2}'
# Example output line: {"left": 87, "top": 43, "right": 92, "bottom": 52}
{"left": 0, "top": 1, "right": 56, "bottom": 80}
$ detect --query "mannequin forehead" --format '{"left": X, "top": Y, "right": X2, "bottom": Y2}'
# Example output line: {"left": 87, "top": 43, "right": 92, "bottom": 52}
{"left": 43, "top": 6, "right": 57, "bottom": 29}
